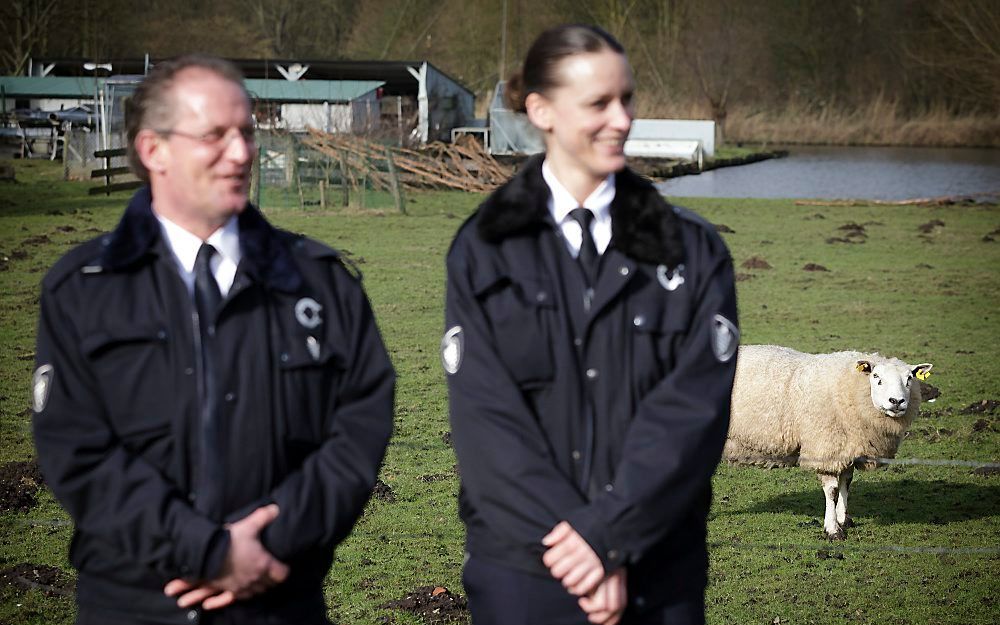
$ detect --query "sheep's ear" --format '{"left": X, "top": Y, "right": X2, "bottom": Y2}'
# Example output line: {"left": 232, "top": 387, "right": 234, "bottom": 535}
{"left": 856, "top": 360, "right": 872, "bottom": 374}
{"left": 913, "top": 363, "right": 933, "bottom": 381}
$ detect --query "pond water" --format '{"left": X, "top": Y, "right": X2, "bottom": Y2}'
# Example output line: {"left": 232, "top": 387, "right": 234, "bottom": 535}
{"left": 656, "top": 146, "right": 1000, "bottom": 201}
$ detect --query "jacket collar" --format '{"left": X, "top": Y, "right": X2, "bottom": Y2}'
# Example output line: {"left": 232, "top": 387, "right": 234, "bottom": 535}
{"left": 475, "top": 155, "right": 685, "bottom": 269}
{"left": 100, "top": 186, "right": 303, "bottom": 293}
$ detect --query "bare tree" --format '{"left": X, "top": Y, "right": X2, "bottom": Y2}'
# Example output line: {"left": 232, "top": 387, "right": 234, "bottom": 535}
{"left": 680, "top": 0, "right": 765, "bottom": 144}
{"left": 907, "top": 0, "right": 1000, "bottom": 110}
{"left": 1, "top": 0, "right": 59, "bottom": 75}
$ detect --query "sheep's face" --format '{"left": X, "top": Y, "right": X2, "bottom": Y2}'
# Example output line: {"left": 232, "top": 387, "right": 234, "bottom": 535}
{"left": 856, "top": 360, "right": 933, "bottom": 417}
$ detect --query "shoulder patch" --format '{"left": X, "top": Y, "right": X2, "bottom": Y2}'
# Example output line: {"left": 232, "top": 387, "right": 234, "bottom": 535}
{"left": 441, "top": 326, "right": 464, "bottom": 374}
{"left": 712, "top": 314, "right": 739, "bottom": 363}
{"left": 33, "top": 364, "right": 54, "bottom": 413}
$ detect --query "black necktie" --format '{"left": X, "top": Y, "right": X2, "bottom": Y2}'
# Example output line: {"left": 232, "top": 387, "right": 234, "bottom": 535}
{"left": 569, "top": 208, "right": 598, "bottom": 285}
{"left": 194, "top": 243, "right": 222, "bottom": 335}
{"left": 193, "top": 243, "right": 223, "bottom": 516}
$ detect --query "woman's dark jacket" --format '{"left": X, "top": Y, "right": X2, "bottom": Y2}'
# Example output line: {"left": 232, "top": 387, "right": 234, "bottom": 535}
{"left": 445, "top": 156, "right": 738, "bottom": 612}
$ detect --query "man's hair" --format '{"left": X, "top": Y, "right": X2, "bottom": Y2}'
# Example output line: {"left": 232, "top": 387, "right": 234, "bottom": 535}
{"left": 126, "top": 55, "right": 248, "bottom": 182}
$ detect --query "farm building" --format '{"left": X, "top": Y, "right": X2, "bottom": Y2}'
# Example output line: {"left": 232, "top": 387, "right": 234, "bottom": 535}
{"left": 18, "top": 57, "right": 476, "bottom": 144}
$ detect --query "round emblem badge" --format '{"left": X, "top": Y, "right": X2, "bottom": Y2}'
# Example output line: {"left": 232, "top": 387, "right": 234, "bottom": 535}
{"left": 294, "top": 297, "right": 323, "bottom": 329}
{"left": 657, "top": 264, "right": 686, "bottom": 291}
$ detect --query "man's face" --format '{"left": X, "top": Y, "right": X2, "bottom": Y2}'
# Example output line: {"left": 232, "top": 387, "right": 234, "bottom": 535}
{"left": 153, "top": 69, "right": 255, "bottom": 226}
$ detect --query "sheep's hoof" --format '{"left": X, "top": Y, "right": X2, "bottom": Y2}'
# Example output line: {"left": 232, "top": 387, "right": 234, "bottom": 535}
{"left": 825, "top": 528, "right": 846, "bottom": 541}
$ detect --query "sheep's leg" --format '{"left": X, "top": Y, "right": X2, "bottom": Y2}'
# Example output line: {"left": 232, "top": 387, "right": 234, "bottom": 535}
{"left": 819, "top": 473, "right": 844, "bottom": 540}
{"left": 836, "top": 468, "right": 854, "bottom": 529}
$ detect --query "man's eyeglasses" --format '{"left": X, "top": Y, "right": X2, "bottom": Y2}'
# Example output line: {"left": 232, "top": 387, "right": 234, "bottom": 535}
{"left": 155, "top": 125, "right": 256, "bottom": 148}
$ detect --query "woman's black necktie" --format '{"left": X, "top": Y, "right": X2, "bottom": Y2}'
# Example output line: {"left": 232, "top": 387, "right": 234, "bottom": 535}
{"left": 569, "top": 207, "right": 598, "bottom": 286}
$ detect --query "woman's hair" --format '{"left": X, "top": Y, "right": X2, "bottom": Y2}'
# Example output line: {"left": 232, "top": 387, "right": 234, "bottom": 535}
{"left": 504, "top": 24, "right": 625, "bottom": 113}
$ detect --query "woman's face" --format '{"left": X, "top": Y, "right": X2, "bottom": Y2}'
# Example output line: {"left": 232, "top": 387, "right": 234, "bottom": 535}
{"left": 527, "top": 49, "right": 635, "bottom": 183}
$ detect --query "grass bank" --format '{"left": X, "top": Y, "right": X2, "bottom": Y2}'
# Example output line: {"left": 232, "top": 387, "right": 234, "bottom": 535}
{"left": 1, "top": 160, "right": 998, "bottom": 624}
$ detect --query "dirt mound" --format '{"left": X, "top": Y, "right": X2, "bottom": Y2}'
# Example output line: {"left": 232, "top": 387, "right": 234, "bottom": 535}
{"left": 382, "top": 585, "right": 469, "bottom": 624}
{"left": 372, "top": 479, "right": 396, "bottom": 502}
{"left": 838, "top": 222, "right": 866, "bottom": 233}
{"left": 960, "top": 400, "right": 999, "bottom": 415}
{"left": 741, "top": 256, "right": 772, "bottom": 270}
{"left": 714, "top": 223, "right": 735, "bottom": 233}
{"left": 0, "top": 563, "right": 73, "bottom": 597}
{"left": 735, "top": 273, "right": 755, "bottom": 282}
{"left": 919, "top": 382, "right": 941, "bottom": 402}
{"left": 918, "top": 219, "right": 945, "bottom": 233}
{"left": 0, "top": 460, "right": 45, "bottom": 512}
{"left": 802, "top": 263, "right": 829, "bottom": 272}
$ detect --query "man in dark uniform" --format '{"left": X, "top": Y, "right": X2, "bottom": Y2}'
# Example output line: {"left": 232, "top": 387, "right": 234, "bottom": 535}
{"left": 444, "top": 155, "right": 739, "bottom": 623}
{"left": 31, "top": 55, "right": 394, "bottom": 624}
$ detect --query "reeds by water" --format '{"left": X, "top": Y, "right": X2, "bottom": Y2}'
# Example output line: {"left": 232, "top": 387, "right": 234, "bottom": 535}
{"left": 636, "top": 94, "right": 1000, "bottom": 147}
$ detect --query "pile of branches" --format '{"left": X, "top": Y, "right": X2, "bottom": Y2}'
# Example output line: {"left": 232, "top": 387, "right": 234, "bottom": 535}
{"left": 301, "top": 128, "right": 511, "bottom": 193}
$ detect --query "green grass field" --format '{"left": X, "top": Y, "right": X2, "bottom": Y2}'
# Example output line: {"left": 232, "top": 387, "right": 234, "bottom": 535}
{"left": 1, "top": 160, "right": 998, "bottom": 624}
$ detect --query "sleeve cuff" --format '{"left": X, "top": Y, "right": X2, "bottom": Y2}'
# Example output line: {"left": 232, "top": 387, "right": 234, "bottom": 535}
{"left": 167, "top": 501, "right": 226, "bottom": 579}
{"left": 200, "top": 529, "right": 231, "bottom": 579}
{"left": 564, "top": 506, "right": 626, "bottom": 573}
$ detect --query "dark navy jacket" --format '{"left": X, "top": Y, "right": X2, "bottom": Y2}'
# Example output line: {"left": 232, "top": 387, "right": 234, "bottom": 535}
{"left": 32, "top": 188, "right": 394, "bottom": 624}
{"left": 445, "top": 157, "right": 737, "bottom": 613}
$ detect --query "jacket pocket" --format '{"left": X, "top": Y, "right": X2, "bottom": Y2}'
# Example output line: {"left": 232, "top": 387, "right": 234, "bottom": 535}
{"left": 477, "top": 275, "right": 557, "bottom": 389}
{"left": 630, "top": 294, "right": 691, "bottom": 394}
{"left": 81, "top": 324, "right": 173, "bottom": 445}
{"left": 277, "top": 335, "right": 346, "bottom": 453}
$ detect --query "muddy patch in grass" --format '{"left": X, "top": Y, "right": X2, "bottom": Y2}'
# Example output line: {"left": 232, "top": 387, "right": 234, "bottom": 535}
{"left": 0, "top": 460, "right": 45, "bottom": 513}
{"left": 714, "top": 223, "right": 735, "bottom": 233}
{"left": 0, "top": 563, "right": 73, "bottom": 597}
{"left": 19, "top": 234, "right": 52, "bottom": 247}
{"left": 919, "top": 382, "right": 941, "bottom": 402}
{"left": 802, "top": 263, "right": 829, "bottom": 272}
{"left": 372, "top": 479, "right": 396, "bottom": 503}
{"left": 741, "top": 256, "right": 772, "bottom": 270}
{"left": 381, "top": 586, "right": 469, "bottom": 624}
{"left": 417, "top": 473, "right": 452, "bottom": 483}
{"left": 918, "top": 219, "right": 945, "bottom": 233}
{"left": 960, "top": 399, "right": 999, "bottom": 415}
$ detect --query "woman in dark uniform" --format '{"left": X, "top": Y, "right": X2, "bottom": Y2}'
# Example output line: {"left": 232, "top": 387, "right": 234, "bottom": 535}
{"left": 443, "top": 24, "right": 739, "bottom": 625}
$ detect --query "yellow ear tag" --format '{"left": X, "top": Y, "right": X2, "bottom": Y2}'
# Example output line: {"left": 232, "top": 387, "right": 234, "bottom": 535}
{"left": 856, "top": 363, "right": 866, "bottom": 372}
{"left": 916, "top": 370, "right": 930, "bottom": 381}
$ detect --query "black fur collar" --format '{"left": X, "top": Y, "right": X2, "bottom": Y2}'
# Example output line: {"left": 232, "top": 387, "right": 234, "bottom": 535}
{"left": 476, "top": 155, "right": 685, "bottom": 268}
{"left": 100, "top": 186, "right": 302, "bottom": 293}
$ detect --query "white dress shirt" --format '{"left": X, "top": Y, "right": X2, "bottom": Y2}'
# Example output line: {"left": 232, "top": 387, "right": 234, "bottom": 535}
{"left": 154, "top": 212, "right": 241, "bottom": 298}
{"left": 542, "top": 160, "right": 615, "bottom": 258}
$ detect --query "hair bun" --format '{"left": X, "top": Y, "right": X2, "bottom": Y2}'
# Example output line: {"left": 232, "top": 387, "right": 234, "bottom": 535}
{"left": 504, "top": 72, "right": 527, "bottom": 113}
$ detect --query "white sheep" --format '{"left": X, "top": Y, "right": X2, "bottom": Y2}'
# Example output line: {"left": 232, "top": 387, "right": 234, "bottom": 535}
{"left": 726, "top": 345, "right": 933, "bottom": 539}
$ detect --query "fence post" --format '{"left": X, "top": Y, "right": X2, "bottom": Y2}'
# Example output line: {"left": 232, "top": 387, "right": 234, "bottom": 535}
{"left": 62, "top": 127, "right": 71, "bottom": 180}
{"left": 285, "top": 134, "right": 296, "bottom": 187}
{"left": 339, "top": 151, "right": 350, "bottom": 207}
{"left": 319, "top": 179, "right": 326, "bottom": 209}
{"left": 385, "top": 147, "right": 406, "bottom": 215}
{"left": 250, "top": 144, "right": 262, "bottom": 209}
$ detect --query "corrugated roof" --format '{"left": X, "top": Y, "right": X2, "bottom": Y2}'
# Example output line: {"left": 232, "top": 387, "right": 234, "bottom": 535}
{"left": 1, "top": 76, "right": 384, "bottom": 102}
{"left": 0, "top": 76, "right": 102, "bottom": 98}
{"left": 244, "top": 79, "right": 383, "bottom": 102}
